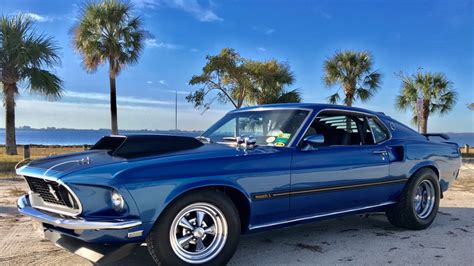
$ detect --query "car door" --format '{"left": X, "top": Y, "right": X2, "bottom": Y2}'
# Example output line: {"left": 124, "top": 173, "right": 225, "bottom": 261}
{"left": 289, "top": 111, "right": 397, "bottom": 220}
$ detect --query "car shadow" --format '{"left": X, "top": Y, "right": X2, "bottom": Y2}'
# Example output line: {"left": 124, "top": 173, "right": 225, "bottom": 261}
{"left": 103, "top": 207, "right": 474, "bottom": 265}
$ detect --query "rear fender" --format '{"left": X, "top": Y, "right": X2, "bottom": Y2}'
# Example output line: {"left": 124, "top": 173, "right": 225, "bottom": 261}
{"left": 408, "top": 160, "right": 440, "bottom": 179}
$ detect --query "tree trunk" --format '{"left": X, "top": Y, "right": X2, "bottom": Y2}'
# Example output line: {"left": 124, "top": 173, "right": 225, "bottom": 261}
{"left": 420, "top": 100, "right": 430, "bottom": 134}
{"left": 4, "top": 83, "right": 17, "bottom": 155}
{"left": 109, "top": 75, "right": 119, "bottom": 135}
{"left": 343, "top": 83, "right": 354, "bottom": 107}
{"left": 236, "top": 87, "right": 245, "bottom": 109}
{"left": 420, "top": 116, "right": 428, "bottom": 134}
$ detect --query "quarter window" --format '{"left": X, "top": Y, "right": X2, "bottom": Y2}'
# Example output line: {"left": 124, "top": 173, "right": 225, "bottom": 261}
{"left": 367, "top": 117, "right": 389, "bottom": 143}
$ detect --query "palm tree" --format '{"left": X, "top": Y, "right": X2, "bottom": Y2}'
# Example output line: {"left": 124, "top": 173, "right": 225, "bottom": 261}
{"left": 0, "top": 15, "right": 63, "bottom": 155}
{"left": 395, "top": 71, "right": 457, "bottom": 133}
{"left": 245, "top": 60, "right": 301, "bottom": 105}
{"left": 323, "top": 50, "right": 381, "bottom": 106}
{"left": 73, "top": 0, "right": 145, "bottom": 134}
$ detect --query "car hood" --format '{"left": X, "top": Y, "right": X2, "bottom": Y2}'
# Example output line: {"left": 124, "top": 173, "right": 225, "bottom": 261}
{"left": 17, "top": 149, "right": 126, "bottom": 178}
{"left": 16, "top": 135, "right": 280, "bottom": 179}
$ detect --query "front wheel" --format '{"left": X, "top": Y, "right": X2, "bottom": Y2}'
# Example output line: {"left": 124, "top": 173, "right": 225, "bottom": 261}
{"left": 386, "top": 168, "right": 440, "bottom": 230}
{"left": 146, "top": 190, "right": 240, "bottom": 265}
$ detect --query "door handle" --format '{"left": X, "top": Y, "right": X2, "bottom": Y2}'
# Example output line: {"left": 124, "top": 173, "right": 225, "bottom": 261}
{"left": 372, "top": 150, "right": 388, "bottom": 155}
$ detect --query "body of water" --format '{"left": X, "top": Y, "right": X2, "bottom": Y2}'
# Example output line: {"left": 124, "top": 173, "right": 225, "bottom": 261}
{"left": 0, "top": 129, "right": 472, "bottom": 147}
{"left": 0, "top": 129, "right": 202, "bottom": 145}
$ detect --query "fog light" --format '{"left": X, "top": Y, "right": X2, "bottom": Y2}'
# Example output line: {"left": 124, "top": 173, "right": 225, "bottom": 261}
{"left": 111, "top": 189, "right": 124, "bottom": 211}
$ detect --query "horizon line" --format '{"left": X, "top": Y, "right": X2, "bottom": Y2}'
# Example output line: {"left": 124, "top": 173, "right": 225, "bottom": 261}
{"left": 0, "top": 127, "right": 472, "bottom": 134}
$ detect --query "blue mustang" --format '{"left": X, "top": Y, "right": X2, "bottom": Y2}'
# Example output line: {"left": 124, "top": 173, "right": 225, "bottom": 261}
{"left": 17, "top": 103, "right": 461, "bottom": 265}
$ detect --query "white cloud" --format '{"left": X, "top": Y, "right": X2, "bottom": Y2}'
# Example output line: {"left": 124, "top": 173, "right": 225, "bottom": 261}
{"left": 166, "top": 0, "right": 222, "bottom": 22}
{"left": 320, "top": 11, "right": 332, "bottom": 20}
{"left": 160, "top": 89, "right": 189, "bottom": 95}
{"left": 264, "top": 28, "right": 275, "bottom": 35}
{"left": 147, "top": 81, "right": 153, "bottom": 84}
{"left": 11, "top": 12, "right": 54, "bottom": 22}
{"left": 145, "top": 38, "right": 181, "bottom": 49}
{"left": 132, "top": 0, "right": 160, "bottom": 9}
{"left": 133, "top": 0, "right": 222, "bottom": 22}
{"left": 64, "top": 90, "right": 174, "bottom": 106}
{"left": 257, "top": 47, "right": 267, "bottom": 52}
{"left": 314, "top": 7, "right": 332, "bottom": 20}
{"left": 189, "top": 48, "right": 199, "bottom": 52}
{"left": 159, "top": 80, "right": 167, "bottom": 85}
{"left": 253, "top": 26, "right": 275, "bottom": 35}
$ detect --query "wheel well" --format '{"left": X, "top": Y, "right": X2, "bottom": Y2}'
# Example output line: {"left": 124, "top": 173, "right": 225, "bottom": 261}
{"left": 412, "top": 165, "right": 439, "bottom": 179}
{"left": 168, "top": 186, "right": 251, "bottom": 233}
{"left": 426, "top": 166, "right": 440, "bottom": 179}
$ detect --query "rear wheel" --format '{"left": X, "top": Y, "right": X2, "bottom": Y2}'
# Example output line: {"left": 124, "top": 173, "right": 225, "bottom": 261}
{"left": 146, "top": 190, "right": 240, "bottom": 265}
{"left": 386, "top": 168, "right": 440, "bottom": 230}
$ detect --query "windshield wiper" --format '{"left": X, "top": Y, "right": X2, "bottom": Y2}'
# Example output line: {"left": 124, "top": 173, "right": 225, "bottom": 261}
{"left": 222, "top": 137, "right": 238, "bottom": 142}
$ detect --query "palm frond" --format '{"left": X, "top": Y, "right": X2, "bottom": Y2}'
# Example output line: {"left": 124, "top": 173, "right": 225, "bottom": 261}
{"left": 0, "top": 14, "right": 63, "bottom": 99}
{"left": 275, "top": 89, "right": 302, "bottom": 103}
{"left": 356, "top": 87, "right": 373, "bottom": 102}
{"left": 23, "top": 67, "right": 63, "bottom": 99}
{"left": 435, "top": 90, "right": 457, "bottom": 115}
{"left": 327, "top": 92, "right": 340, "bottom": 104}
{"left": 363, "top": 71, "right": 381, "bottom": 92}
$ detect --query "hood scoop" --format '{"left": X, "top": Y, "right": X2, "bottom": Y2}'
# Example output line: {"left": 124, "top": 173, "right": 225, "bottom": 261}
{"left": 91, "top": 135, "right": 204, "bottom": 159}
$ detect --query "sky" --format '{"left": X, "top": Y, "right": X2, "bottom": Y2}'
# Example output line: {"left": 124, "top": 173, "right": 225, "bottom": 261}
{"left": 1, "top": 0, "right": 473, "bottom": 132}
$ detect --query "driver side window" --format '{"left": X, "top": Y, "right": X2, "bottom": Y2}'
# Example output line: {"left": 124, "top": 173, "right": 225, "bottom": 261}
{"left": 302, "top": 111, "right": 389, "bottom": 148}
{"left": 304, "top": 112, "right": 366, "bottom": 146}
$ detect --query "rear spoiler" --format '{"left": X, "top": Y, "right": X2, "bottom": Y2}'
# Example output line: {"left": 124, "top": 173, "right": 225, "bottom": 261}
{"left": 422, "top": 133, "right": 449, "bottom": 140}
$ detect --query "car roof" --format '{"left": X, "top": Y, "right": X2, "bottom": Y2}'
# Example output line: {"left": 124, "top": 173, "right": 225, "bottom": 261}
{"left": 230, "top": 103, "right": 384, "bottom": 116}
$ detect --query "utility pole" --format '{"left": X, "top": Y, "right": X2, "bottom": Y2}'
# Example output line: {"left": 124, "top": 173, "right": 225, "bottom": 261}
{"left": 175, "top": 88, "right": 178, "bottom": 132}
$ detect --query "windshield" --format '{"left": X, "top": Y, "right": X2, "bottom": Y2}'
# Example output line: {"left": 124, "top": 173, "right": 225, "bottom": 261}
{"left": 202, "top": 109, "right": 310, "bottom": 147}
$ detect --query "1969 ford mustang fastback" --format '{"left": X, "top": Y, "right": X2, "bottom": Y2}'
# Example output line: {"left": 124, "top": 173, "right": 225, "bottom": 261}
{"left": 17, "top": 103, "right": 461, "bottom": 265}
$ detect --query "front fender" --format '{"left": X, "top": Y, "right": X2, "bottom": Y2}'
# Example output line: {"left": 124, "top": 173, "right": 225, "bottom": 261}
{"left": 124, "top": 177, "right": 250, "bottom": 225}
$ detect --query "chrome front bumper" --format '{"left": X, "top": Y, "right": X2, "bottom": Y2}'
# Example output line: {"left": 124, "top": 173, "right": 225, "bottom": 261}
{"left": 17, "top": 195, "right": 142, "bottom": 230}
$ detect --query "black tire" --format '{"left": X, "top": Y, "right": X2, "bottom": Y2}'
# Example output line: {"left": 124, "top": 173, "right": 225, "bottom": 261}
{"left": 386, "top": 168, "right": 440, "bottom": 230}
{"left": 146, "top": 190, "right": 241, "bottom": 265}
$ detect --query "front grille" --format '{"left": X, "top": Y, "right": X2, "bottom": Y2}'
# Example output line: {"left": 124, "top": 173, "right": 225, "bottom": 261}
{"left": 24, "top": 176, "right": 76, "bottom": 209}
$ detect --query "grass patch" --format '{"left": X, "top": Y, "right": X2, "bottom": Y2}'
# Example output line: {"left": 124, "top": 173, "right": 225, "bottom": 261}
{"left": 0, "top": 145, "right": 84, "bottom": 178}
{"left": 460, "top": 147, "right": 474, "bottom": 158}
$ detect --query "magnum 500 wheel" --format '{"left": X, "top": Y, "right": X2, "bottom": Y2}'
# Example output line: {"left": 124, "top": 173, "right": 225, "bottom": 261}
{"left": 386, "top": 168, "right": 440, "bottom": 230}
{"left": 146, "top": 190, "right": 240, "bottom": 265}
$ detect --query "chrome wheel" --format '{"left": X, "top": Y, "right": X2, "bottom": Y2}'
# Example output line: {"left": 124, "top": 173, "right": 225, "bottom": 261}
{"left": 169, "top": 202, "right": 228, "bottom": 264}
{"left": 413, "top": 180, "right": 436, "bottom": 219}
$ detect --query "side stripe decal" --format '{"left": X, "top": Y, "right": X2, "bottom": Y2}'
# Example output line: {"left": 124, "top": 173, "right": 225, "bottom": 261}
{"left": 252, "top": 178, "right": 406, "bottom": 201}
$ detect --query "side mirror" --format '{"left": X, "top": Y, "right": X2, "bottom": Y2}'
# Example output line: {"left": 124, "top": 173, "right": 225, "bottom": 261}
{"left": 303, "top": 134, "right": 325, "bottom": 146}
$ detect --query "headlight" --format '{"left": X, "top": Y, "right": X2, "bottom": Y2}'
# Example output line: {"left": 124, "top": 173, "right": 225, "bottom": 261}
{"left": 111, "top": 189, "right": 124, "bottom": 212}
